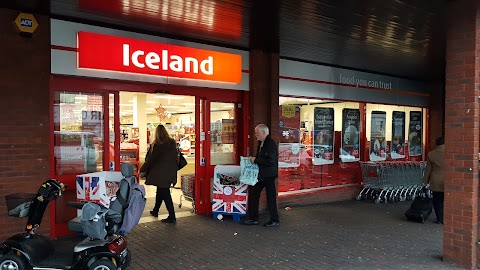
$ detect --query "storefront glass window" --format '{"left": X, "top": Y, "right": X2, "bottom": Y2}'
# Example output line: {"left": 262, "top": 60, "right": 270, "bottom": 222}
{"left": 278, "top": 96, "right": 426, "bottom": 195}
{"left": 53, "top": 92, "right": 104, "bottom": 175}
{"left": 278, "top": 97, "right": 360, "bottom": 193}
{"left": 210, "top": 102, "right": 237, "bottom": 165}
{"left": 365, "top": 104, "right": 426, "bottom": 161}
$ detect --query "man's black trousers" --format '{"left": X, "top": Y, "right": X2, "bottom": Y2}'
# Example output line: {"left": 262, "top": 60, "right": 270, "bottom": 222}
{"left": 247, "top": 177, "right": 279, "bottom": 222}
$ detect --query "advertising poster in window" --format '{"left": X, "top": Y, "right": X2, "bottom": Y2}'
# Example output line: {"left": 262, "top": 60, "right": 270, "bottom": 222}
{"left": 369, "top": 111, "right": 387, "bottom": 161}
{"left": 313, "top": 107, "right": 334, "bottom": 165}
{"left": 279, "top": 105, "right": 301, "bottom": 143}
{"left": 408, "top": 111, "right": 423, "bottom": 156}
{"left": 278, "top": 143, "right": 301, "bottom": 168}
{"left": 221, "top": 119, "right": 236, "bottom": 144}
{"left": 391, "top": 111, "right": 406, "bottom": 159}
{"left": 340, "top": 108, "right": 360, "bottom": 162}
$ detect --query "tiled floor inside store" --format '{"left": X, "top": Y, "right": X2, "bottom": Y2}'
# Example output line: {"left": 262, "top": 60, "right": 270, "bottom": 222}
{"left": 139, "top": 180, "right": 195, "bottom": 222}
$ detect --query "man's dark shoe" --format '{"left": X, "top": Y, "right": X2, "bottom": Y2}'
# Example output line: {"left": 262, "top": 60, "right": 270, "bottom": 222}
{"left": 243, "top": 219, "right": 259, "bottom": 225}
{"left": 150, "top": 210, "right": 158, "bottom": 217}
{"left": 264, "top": 221, "right": 280, "bottom": 227}
{"left": 161, "top": 217, "right": 176, "bottom": 223}
{"left": 435, "top": 221, "right": 443, "bottom": 224}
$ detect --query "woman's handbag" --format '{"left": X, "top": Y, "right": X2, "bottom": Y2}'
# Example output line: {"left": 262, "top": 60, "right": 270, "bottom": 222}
{"left": 178, "top": 151, "right": 188, "bottom": 170}
{"left": 141, "top": 144, "right": 153, "bottom": 179}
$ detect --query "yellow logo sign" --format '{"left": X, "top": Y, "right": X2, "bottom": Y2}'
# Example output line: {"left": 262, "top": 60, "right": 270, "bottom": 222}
{"left": 282, "top": 105, "right": 296, "bottom": 118}
{"left": 14, "top": 13, "right": 38, "bottom": 34}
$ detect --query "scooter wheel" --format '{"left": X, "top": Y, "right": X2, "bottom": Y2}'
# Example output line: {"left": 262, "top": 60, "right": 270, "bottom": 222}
{"left": 124, "top": 249, "right": 132, "bottom": 267}
{"left": 0, "top": 252, "right": 29, "bottom": 270}
{"left": 89, "top": 258, "right": 116, "bottom": 270}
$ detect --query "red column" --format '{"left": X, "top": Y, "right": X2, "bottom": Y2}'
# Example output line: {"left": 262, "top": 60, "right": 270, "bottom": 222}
{"left": 444, "top": 0, "right": 480, "bottom": 268}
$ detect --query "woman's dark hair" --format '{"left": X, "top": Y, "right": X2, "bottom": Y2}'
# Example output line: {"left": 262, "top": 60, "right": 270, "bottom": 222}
{"left": 154, "top": 124, "right": 173, "bottom": 145}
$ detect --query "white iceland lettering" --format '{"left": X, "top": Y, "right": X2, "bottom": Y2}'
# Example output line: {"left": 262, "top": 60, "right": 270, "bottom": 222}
{"left": 169, "top": 55, "right": 183, "bottom": 72}
{"left": 185, "top": 57, "right": 199, "bottom": 73}
{"left": 200, "top": 56, "right": 213, "bottom": 75}
{"left": 122, "top": 43, "right": 214, "bottom": 75}
{"left": 146, "top": 52, "right": 160, "bottom": 69}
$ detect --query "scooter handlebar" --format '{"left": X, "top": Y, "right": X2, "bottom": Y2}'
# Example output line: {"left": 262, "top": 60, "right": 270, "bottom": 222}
{"left": 67, "top": 201, "right": 85, "bottom": 209}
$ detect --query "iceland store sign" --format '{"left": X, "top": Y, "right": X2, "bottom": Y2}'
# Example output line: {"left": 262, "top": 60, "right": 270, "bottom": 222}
{"left": 77, "top": 32, "right": 242, "bottom": 83}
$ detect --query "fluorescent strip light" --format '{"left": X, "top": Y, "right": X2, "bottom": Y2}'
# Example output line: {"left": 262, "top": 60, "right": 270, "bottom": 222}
{"left": 154, "top": 96, "right": 184, "bottom": 100}
{"left": 161, "top": 105, "right": 183, "bottom": 108}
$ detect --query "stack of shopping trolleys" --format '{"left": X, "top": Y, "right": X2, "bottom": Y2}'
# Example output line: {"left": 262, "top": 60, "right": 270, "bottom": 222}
{"left": 357, "top": 161, "right": 427, "bottom": 204}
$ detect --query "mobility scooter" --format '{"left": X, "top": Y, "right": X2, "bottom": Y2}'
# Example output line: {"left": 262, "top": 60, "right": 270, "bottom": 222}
{"left": 0, "top": 163, "right": 136, "bottom": 270}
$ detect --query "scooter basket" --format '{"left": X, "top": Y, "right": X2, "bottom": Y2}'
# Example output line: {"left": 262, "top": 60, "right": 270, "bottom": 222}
{"left": 5, "top": 193, "right": 35, "bottom": 212}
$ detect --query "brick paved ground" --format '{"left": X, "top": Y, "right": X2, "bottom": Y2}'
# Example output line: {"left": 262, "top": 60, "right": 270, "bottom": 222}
{"left": 48, "top": 200, "right": 465, "bottom": 270}
{"left": 123, "top": 200, "right": 464, "bottom": 270}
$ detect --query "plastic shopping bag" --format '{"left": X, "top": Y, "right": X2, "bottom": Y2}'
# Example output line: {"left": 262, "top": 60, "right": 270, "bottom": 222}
{"left": 239, "top": 156, "right": 259, "bottom": 186}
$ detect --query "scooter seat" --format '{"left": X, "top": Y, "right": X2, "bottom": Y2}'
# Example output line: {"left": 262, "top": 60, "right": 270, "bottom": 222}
{"left": 68, "top": 216, "right": 83, "bottom": 233}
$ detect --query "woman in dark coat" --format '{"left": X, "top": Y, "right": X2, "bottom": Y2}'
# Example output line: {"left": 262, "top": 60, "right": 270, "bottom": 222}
{"left": 140, "top": 124, "right": 177, "bottom": 223}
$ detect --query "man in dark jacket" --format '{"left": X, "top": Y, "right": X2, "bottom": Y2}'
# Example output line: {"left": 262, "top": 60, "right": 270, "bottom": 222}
{"left": 243, "top": 124, "right": 280, "bottom": 227}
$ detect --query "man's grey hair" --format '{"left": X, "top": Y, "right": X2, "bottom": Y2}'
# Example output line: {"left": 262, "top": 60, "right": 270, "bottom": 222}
{"left": 255, "top": 124, "right": 269, "bottom": 136}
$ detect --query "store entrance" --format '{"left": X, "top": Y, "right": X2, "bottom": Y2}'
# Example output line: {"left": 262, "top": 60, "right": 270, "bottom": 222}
{"left": 50, "top": 77, "right": 247, "bottom": 237}
{"left": 111, "top": 92, "right": 244, "bottom": 217}
{"left": 112, "top": 92, "right": 196, "bottom": 217}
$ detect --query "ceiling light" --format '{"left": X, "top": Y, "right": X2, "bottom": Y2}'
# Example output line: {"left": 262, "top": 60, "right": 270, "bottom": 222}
{"left": 154, "top": 95, "right": 184, "bottom": 100}
{"left": 161, "top": 105, "right": 184, "bottom": 108}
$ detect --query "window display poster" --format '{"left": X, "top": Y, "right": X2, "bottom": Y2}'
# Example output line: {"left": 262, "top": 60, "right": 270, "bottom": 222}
{"left": 408, "top": 111, "right": 423, "bottom": 156}
{"left": 391, "top": 111, "right": 406, "bottom": 159}
{"left": 340, "top": 108, "right": 360, "bottom": 163}
{"left": 369, "top": 111, "right": 387, "bottom": 161}
{"left": 279, "top": 105, "right": 301, "bottom": 143}
{"left": 221, "top": 119, "right": 236, "bottom": 144}
{"left": 278, "top": 143, "right": 301, "bottom": 168}
{"left": 313, "top": 107, "right": 334, "bottom": 165}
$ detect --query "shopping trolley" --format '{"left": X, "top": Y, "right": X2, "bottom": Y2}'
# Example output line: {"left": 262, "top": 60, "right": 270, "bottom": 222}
{"left": 179, "top": 174, "right": 195, "bottom": 213}
{"left": 357, "top": 161, "right": 426, "bottom": 204}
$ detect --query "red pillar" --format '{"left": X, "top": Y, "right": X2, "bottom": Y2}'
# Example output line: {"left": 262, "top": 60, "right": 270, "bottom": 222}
{"left": 444, "top": 0, "right": 480, "bottom": 268}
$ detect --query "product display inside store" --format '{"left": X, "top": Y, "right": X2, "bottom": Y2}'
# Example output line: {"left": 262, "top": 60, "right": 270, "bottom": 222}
{"left": 277, "top": 96, "right": 427, "bottom": 194}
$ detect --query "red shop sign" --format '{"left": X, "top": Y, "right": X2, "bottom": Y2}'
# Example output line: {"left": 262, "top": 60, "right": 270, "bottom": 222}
{"left": 77, "top": 31, "right": 242, "bottom": 83}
